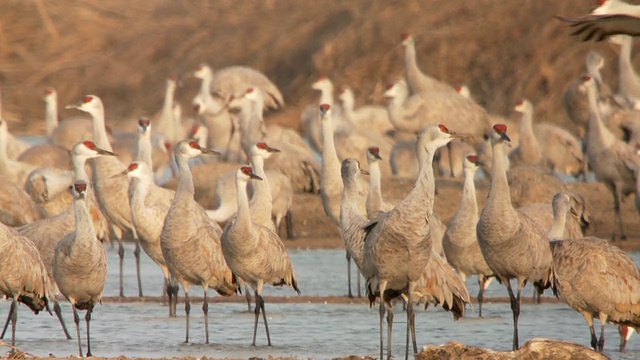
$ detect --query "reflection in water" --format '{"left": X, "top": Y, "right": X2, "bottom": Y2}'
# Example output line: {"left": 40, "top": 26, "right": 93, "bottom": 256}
{"left": 1, "top": 246, "right": 638, "bottom": 359}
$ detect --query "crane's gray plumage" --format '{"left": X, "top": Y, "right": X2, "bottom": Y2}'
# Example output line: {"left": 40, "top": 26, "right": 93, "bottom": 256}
{"left": 67, "top": 95, "right": 143, "bottom": 297}
{"left": 476, "top": 124, "right": 555, "bottom": 351}
{"left": 363, "top": 123, "right": 460, "bottom": 360}
{"left": 221, "top": 166, "right": 299, "bottom": 346}
{"left": 0, "top": 223, "right": 52, "bottom": 349}
{"left": 54, "top": 180, "right": 107, "bottom": 357}
{"left": 550, "top": 194, "right": 640, "bottom": 352}
{"left": 161, "top": 140, "right": 237, "bottom": 344}
{"left": 443, "top": 154, "right": 494, "bottom": 317}
{"left": 400, "top": 34, "right": 457, "bottom": 95}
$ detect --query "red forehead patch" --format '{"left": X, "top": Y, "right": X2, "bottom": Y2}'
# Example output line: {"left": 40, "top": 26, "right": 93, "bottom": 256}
{"left": 188, "top": 141, "right": 200, "bottom": 149}
{"left": 368, "top": 147, "right": 380, "bottom": 154}
{"left": 44, "top": 88, "right": 53, "bottom": 95}
{"left": 401, "top": 33, "right": 410, "bottom": 40}
{"left": 138, "top": 118, "right": 150, "bottom": 127}
{"left": 515, "top": 99, "right": 524, "bottom": 106}
{"left": 581, "top": 75, "right": 592, "bottom": 82}
{"left": 493, "top": 124, "right": 508, "bottom": 133}
{"left": 467, "top": 155, "right": 478, "bottom": 163}
{"left": 385, "top": 83, "right": 395, "bottom": 90}
{"left": 256, "top": 142, "right": 268, "bottom": 149}
{"left": 319, "top": 103, "right": 331, "bottom": 111}
{"left": 128, "top": 163, "right": 139, "bottom": 171}
{"left": 438, "top": 124, "right": 450, "bottom": 133}
{"left": 74, "top": 182, "right": 87, "bottom": 192}
{"left": 82, "top": 96, "right": 93, "bottom": 103}
{"left": 241, "top": 166, "right": 253, "bottom": 175}
{"left": 83, "top": 141, "right": 97, "bottom": 149}
{"left": 246, "top": 87, "right": 254, "bottom": 94}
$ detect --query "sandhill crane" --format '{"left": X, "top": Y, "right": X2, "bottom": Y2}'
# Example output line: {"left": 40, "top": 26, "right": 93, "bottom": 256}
{"left": 18, "top": 140, "right": 114, "bottom": 339}
{"left": 558, "top": 15, "right": 640, "bottom": 41}
{"left": 518, "top": 192, "right": 590, "bottom": 240}
{"left": 400, "top": 33, "right": 456, "bottom": 95}
{"left": 54, "top": 180, "right": 107, "bottom": 357}
{"left": 363, "top": 123, "right": 461, "bottom": 360}
{"left": 120, "top": 161, "right": 176, "bottom": 316}
{"left": 0, "top": 180, "right": 43, "bottom": 226}
{"left": 193, "top": 63, "right": 284, "bottom": 111}
{"left": 318, "top": 103, "right": 367, "bottom": 298}
{"left": 549, "top": 192, "right": 640, "bottom": 352}
{"left": 443, "top": 154, "right": 494, "bottom": 317}
{"left": 383, "top": 79, "right": 490, "bottom": 147}
{"left": 338, "top": 85, "right": 394, "bottom": 136}
{"left": 339, "top": 156, "right": 469, "bottom": 360}
{"left": 221, "top": 166, "right": 299, "bottom": 346}
{"left": 0, "top": 119, "right": 42, "bottom": 186}
{"left": 476, "top": 124, "right": 555, "bottom": 351}
{"left": 583, "top": 75, "right": 640, "bottom": 240}
{"left": 510, "top": 100, "right": 544, "bottom": 167}
{"left": 24, "top": 166, "right": 73, "bottom": 217}
{"left": 17, "top": 143, "right": 72, "bottom": 171}
{"left": 161, "top": 140, "right": 237, "bottom": 344}
{"left": 230, "top": 87, "right": 320, "bottom": 193}
{"left": 609, "top": 35, "right": 640, "bottom": 104}
{"left": 155, "top": 75, "right": 188, "bottom": 145}
{"left": 66, "top": 95, "right": 143, "bottom": 297}
{"left": 0, "top": 223, "right": 52, "bottom": 351}
{"left": 44, "top": 87, "right": 94, "bottom": 150}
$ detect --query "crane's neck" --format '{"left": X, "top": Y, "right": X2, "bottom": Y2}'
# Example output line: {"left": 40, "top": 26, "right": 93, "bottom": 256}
{"left": 488, "top": 140, "right": 513, "bottom": 205}
{"left": 74, "top": 196, "right": 97, "bottom": 242}
{"left": 367, "top": 160, "right": 383, "bottom": 216}
{"left": 518, "top": 106, "right": 542, "bottom": 162}
{"left": 235, "top": 176, "right": 253, "bottom": 232}
{"left": 45, "top": 98, "right": 58, "bottom": 137}
{"left": 548, "top": 205, "right": 568, "bottom": 241}
{"left": 404, "top": 42, "right": 420, "bottom": 87}
{"left": 318, "top": 84, "right": 334, "bottom": 107}
{"left": 162, "top": 84, "right": 175, "bottom": 118}
{"left": 461, "top": 168, "right": 479, "bottom": 216}
{"left": 136, "top": 131, "right": 153, "bottom": 171}
{"left": 130, "top": 174, "right": 152, "bottom": 213}
{"left": 341, "top": 93, "right": 355, "bottom": 119}
{"left": 617, "top": 36, "right": 639, "bottom": 94}
{"left": 175, "top": 154, "right": 195, "bottom": 197}
{"left": 394, "top": 142, "right": 437, "bottom": 216}
{"left": 72, "top": 155, "right": 90, "bottom": 183}
{"left": 249, "top": 154, "right": 273, "bottom": 222}
{"left": 340, "top": 171, "right": 366, "bottom": 266}
{"left": 198, "top": 70, "right": 212, "bottom": 98}
{"left": 586, "top": 83, "right": 616, "bottom": 148}
{"left": 321, "top": 115, "right": 341, "bottom": 189}
{"left": 90, "top": 105, "right": 113, "bottom": 152}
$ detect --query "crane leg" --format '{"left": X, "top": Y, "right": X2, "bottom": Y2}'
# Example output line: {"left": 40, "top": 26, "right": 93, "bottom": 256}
{"left": 478, "top": 276, "right": 485, "bottom": 317}
{"left": 357, "top": 270, "right": 362, "bottom": 298}
{"left": 245, "top": 284, "right": 252, "bottom": 312}
{"left": 54, "top": 300, "right": 73, "bottom": 339}
{"left": 85, "top": 308, "right": 93, "bottom": 357}
{"left": 162, "top": 277, "right": 168, "bottom": 306}
{"left": 504, "top": 279, "right": 521, "bottom": 351}
{"left": 9, "top": 299, "right": 17, "bottom": 348}
{"left": 613, "top": 189, "right": 626, "bottom": 241}
{"left": 589, "top": 323, "right": 598, "bottom": 351}
{"left": 260, "top": 294, "right": 272, "bottom": 346}
{"left": 184, "top": 291, "right": 191, "bottom": 343}
{"left": 346, "top": 251, "right": 354, "bottom": 298}
{"left": 406, "top": 281, "right": 418, "bottom": 360}
{"left": 72, "top": 305, "right": 83, "bottom": 357}
{"left": 252, "top": 291, "right": 260, "bottom": 346}
{"left": 134, "top": 237, "right": 143, "bottom": 297}
{"left": 117, "top": 235, "right": 125, "bottom": 298}
{"left": 598, "top": 313, "right": 608, "bottom": 352}
{"left": 285, "top": 210, "right": 295, "bottom": 239}
{"left": 0, "top": 300, "right": 11, "bottom": 339}
{"left": 378, "top": 281, "right": 388, "bottom": 360}
{"left": 203, "top": 287, "right": 209, "bottom": 344}
{"left": 387, "top": 301, "right": 394, "bottom": 360}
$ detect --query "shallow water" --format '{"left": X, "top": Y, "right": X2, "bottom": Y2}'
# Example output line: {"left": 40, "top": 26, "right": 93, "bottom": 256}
{"left": 2, "top": 246, "right": 639, "bottom": 359}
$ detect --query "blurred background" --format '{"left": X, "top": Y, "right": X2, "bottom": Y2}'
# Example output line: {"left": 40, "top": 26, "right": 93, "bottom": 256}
{"left": 0, "top": 0, "right": 625, "bottom": 134}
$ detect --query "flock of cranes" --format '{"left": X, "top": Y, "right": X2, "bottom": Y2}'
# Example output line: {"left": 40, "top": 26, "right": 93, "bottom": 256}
{"left": 2, "top": 0, "right": 640, "bottom": 358}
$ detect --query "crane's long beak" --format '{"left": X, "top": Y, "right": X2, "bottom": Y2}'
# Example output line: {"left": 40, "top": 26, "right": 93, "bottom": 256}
{"left": 266, "top": 145, "right": 281, "bottom": 153}
{"left": 250, "top": 173, "right": 263, "bottom": 181}
{"left": 360, "top": 169, "right": 370, "bottom": 175}
{"left": 96, "top": 148, "right": 116, "bottom": 156}
{"left": 64, "top": 103, "right": 80, "bottom": 110}
{"left": 200, "top": 147, "right": 222, "bottom": 156}
{"left": 111, "top": 169, "right": 128, "bottom": 178}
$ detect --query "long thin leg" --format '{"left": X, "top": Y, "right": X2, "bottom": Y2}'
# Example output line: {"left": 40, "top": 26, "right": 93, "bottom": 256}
{"left": 478, "top": 276, "right": 485, "bottom": 318}
{"left": 170, "top": 279, "right": 179, "bottom": 317}
{"left": 378, "top": 281, "right": 387, "bottom": 360}
{"left": 0, "top": 301, "right": 12, "bottom": 339}
{"left": 346, "top": 252, "right": 353, "bottom": 298}
{"left": 9, "top": 299, "right": 17, "bottom": 347}
{"left": 252, "top": 291, "right": 260, "bottom": 346}
{"left": 589, "top": 324, "right": 598, "bottom": 350}
{"left": 245, "top": 285, "right": 252, "bottom": 312}
{"left": 184, "top": 290, "right": 191, "bottom": 343}
{"left": 85, "top": 309, "right": 93, "bottom": 357}
{"left": 357, "top": 270, "right": 362, "bottom": 298}
{"left": 203, "top": 287, "right": 209, "bottom": 344}
{"left": 72, "top": 304, "right": 83, "bottom": 357}
{"left": 613, "top": 188, "right": 626, "bottom": 240}
{"left": 54, "top": 301, "right": 73, "bottom": 339}
{"left": 117, "top": 234, "right": 125, "bottom": 298}
{"left": 504, "top": 278, "right": 520, "bottom": 351}
{"left": 618, "top": 325, "right": 632, "bottom": 353}
{"left": 387, "top": 302, "right": 394, "bottom": 360}
{"left": 162, "top": 277, "right": 168, "bottom": 306}
{"left": 134, "top": 236, "right": 143, "bottom": 297}
{"left": 259, "top": 294, "right": 272, "bottom": 346}
{"left": 598, "top": 313, "right": 608, "bottom": 352}
{"left": 285, "top": 210, "right": 295, "bottom": 239}
{"left": 408, "top": 282, "right": 418, "bottom": 358}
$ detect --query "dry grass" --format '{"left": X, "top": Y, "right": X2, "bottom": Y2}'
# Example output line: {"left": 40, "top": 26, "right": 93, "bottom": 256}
{"left": 0, "top": 0, "right": 635, "bottom": 136}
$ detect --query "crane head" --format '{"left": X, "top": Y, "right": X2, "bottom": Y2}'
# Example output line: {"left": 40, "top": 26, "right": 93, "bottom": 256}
{"left": 73, "top": 181, "right": 88, "bottom": 199}
{"left": 137, "top": 117, "right": 151, "bottom": 132}
{"left": 492, "top": 124, "right": 511, "bottom": 142}
{"left": 240, "top": 166, "right": 262, "bottom": 181}
{"left": 367, "top": 147, "right": 382, "bottom": 161}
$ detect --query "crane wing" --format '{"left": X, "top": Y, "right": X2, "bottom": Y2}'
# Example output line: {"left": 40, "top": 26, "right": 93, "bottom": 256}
{"left": 557, "top": 14, "right": 640, "bottom": 41}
